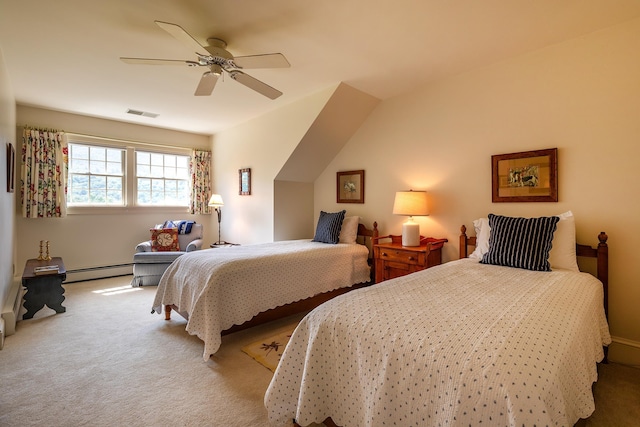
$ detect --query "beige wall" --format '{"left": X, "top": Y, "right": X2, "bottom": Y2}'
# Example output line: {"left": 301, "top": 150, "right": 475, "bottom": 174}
{"left": 0, "top": 47, "right": 16, "bottom": 314}
{"left": 315, "top": 18, "right": 640, "bottom": 364}
{"left": 14, "top": 106, "right": 213, "bottom": 282}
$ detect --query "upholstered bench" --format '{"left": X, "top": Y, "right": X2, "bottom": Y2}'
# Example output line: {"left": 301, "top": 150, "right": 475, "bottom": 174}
{"left": 131, "top": 223, "right": 203, "bottom": 286}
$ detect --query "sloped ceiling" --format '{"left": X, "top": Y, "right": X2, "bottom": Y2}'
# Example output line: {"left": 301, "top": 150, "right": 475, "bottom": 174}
{"left": 276, "top": 83, "right": 379, "bottom": 183}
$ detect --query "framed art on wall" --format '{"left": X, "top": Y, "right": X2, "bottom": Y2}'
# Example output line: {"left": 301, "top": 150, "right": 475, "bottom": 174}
{"left": 492, "top": 148, "right": 557, "bottom": 202}
{"left": 337, "top": 170, "right": 364, "bottom": 203}
{"left": 239, "top": 168, "right": 251, "bottom": 195}
{"left": 6, "top": 142, "right": 15, "bottom": 193}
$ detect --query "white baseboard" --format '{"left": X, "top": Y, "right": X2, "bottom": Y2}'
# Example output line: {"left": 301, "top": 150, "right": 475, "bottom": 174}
{"left": 1, "top": 279, "right": 23, "bottom": 338}
{"left": 610, "top": 336, "right": 640, "bottom": 367}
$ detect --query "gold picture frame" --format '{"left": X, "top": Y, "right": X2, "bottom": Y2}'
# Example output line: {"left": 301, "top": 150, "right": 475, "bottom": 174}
{"left": 337, "top": 170, "right": 364, "bottom": 203}
{"left": 239, "top": 168, "right": 251, "bottom": 195}
{"left": 492, "top": 148, "right": 557, "bottom": 203}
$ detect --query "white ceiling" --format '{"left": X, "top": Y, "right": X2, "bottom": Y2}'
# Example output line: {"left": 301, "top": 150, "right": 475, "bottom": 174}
{"left": 1, "top": 0, "right": 639, "bottom": 136}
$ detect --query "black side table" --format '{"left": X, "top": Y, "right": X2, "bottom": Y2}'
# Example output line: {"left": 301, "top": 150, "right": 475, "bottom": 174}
{"left": 21, "top": 257, "right": 67, "bottom": 319}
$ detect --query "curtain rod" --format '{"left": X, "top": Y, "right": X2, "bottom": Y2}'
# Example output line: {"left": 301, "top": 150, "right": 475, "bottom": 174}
{"left": 66, "top": 131, "right": 192, "bottom": 151}
{"left": 19, "top": 126, "right": 200, "bottom": 151}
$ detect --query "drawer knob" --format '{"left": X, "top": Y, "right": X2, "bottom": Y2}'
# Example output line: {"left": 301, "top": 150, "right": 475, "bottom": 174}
{"left": 408, "top": 256, "right": 415, "bottom": 261}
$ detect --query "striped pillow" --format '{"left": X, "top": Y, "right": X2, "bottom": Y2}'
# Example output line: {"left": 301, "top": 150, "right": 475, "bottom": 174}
{"left": 480, "top": 214, "right": 559, "bottom": 271}
{"left": 312, "top": 210, "right": 346, "bottom": 244}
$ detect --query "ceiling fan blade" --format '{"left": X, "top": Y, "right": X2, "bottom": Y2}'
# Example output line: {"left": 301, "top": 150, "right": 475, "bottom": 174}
{"left": 233, "top": 53, "right": 290, "bottom": 69}
{"left": 194, "top": 72, "right": 219, "bottom": 96}
{"left": 228, "top": 70, "right": 282, "bottom": 100}
{"left": 120, "top": 57, "right": 196, "bottom": 66}
{"left": 155, "top": 20, "right": 207, "bottom": 55}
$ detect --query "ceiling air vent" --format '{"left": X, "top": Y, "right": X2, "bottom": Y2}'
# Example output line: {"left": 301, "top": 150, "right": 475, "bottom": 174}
{"left": 126, "top": 109, "right": 158, "bottom": 118}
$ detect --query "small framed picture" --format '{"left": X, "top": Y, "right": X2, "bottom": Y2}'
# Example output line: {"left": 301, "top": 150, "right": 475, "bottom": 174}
{"left": 337, "top": 170, "right": 364, "bottom": 204}
{"left": 6, "top": 142, "right": 15, "bottom": 193}
{"left": 239, "top": 168, "right": 251, "bottom": 195}
{"left": 491, "top": 148, "right": 557, "bottom": 202}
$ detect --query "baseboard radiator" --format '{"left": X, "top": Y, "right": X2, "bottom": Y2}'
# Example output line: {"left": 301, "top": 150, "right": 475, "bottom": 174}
{"left": 65, "top": 263, "right": 133, "bottom": 283}
{"left": 1, "top": 278, "right": 24, "bottom": 347}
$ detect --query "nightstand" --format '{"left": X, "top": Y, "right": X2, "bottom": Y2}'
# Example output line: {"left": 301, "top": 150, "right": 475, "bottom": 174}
{"left": 373, "top": 236, "right": 447, "bottom": 283}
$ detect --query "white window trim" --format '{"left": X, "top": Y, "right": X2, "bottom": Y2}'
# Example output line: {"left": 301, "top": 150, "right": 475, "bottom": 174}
{"left": 66, "top": 134, "right": 192, "bottom": 215}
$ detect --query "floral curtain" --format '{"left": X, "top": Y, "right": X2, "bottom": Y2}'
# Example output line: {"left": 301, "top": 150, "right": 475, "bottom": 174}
{"left": 21, "top": 128, "right": 68, "bottom": 218}
{"left": 189, "top": 149, "right": 212, "bottom": 214}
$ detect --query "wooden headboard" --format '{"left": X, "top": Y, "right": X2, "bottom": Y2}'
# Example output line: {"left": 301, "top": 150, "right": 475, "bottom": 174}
{"left": 356, "top": 221, "right": 379, "bottom": 260}
{"left": 357, "top": 221, "right": 379, "bottom": 242}
{"left": 459, "top": 224, "right": 609, "bottom": 318}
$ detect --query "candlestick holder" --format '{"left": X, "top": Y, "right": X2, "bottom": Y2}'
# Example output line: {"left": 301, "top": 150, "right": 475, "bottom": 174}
{"left": 37, "top": 240, "right": 45, "bottom": 261}
{"left": 37, "top": 240, "right": 52, "bottom": 261}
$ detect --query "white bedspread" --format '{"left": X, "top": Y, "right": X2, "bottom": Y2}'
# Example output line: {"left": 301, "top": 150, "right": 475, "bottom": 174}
{"left": 265, "top": 258, "right": 611, "bottom": 427}
{"left": 152, "top": 239, "right": 370, "bottom": 360}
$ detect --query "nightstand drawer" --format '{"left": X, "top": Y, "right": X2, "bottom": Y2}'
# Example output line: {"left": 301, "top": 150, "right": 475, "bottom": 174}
{"left": 376, "top": 248, "right": 425, "bottom": 266}
{"left": 373, "top": 237, "right": 447, "bottom": 284}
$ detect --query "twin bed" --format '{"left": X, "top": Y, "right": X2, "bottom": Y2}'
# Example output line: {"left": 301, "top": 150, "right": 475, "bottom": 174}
{"left": 151, "top": 212, "right": 610, "bottom": 427}
{"left": 152, "top": 215, "right": 378, "bottom": 360}
{"left": 264, "top": 213, "right": 610, "bottom": 427}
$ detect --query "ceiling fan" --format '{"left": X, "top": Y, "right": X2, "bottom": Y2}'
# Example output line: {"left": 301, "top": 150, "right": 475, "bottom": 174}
{"left": 120, "top": 21, "right": 290, "bottom": 99}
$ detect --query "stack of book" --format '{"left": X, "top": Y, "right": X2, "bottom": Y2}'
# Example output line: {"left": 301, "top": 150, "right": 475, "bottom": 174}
{"left": 33, "top": 265, "right": 59, "bottom": 275}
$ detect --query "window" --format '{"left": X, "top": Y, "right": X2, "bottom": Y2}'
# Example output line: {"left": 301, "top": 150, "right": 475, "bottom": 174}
{"left": 67, "top": 139, "right": 191, "bottom": 211}
{"left": 136, "top": 151, "right": 190, "bottom": 206}
{"left": 68, "top": 144, "right": 125, "bottom": 205}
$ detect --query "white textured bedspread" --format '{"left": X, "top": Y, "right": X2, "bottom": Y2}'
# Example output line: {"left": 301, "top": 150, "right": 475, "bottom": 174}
{"left": 152, "top": 240, "right": 370, "bottom": 360}
{"left": 265, "top": 258, "right": 611, "bottom": 427}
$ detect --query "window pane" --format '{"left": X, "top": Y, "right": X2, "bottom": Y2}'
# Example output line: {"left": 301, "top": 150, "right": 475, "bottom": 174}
{"left": 137, "top": 151, "right": 150, "bottom": 165}
{"left": 150, "top": 153, "right": 164, "bottom": 166}
{"left": 90, "top": 147, "right": 106, "bottom": 161}
{"left": 106, "top": 176, "right": 122, "bottom": 190}
{"left": 72, "top": 159, "right": 89, "bottom": 174}
{"left": 106, "top": 149, "right": 121, "bottom": 162}
{"left": 72, "top": 145, "right": 89, "bottom": 159}
{"left": 150, "top": 165, "right": 163, "bottom": 178}
{"left": 90, "top": 160, "right": 106, "bottom": 174}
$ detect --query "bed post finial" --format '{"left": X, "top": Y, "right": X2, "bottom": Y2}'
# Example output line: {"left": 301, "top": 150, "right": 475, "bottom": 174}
{"left": 598, "top": 232, "right": 608, "bottom": 246}
{"left": 597, "top": 232, "right": 609, "bottom": 319}
{"left": 459, "top": 225, "right": 468, "bottom": 259}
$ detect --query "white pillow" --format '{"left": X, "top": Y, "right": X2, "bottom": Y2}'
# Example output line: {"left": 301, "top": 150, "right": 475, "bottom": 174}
{"left": 339, "top": 216, "right": 360, "bottom": 244}
{"left": 467, "top": 211, "right": 578, "bottom": 272}
{"left": 468, "top": 217, "right": 490, "bottom": 259}
{"left": 548, "top": 211, "right": 579, "bottom": 272}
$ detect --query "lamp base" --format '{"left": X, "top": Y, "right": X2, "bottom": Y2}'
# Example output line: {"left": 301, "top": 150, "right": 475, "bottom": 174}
{"left": 402, "top": 219, "right": 420, "bottom": 247}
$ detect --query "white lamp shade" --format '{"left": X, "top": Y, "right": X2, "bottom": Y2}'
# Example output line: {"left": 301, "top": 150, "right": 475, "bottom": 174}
{"left": 393, "top": 190, "right": 428, "bottom": 246}
{"left": 393, "top": 191, "right": 429, "bottom": 216}
{"left": 208, "top": 194, "right": 224, "bottom": 207}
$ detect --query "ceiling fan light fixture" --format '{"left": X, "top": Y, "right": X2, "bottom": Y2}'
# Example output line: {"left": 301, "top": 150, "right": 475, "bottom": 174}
{"left": 210, "top": 64, "right": 222, "bottom": 76}
{"left": 123, "top": 21, "right": 288, "bottom": 98}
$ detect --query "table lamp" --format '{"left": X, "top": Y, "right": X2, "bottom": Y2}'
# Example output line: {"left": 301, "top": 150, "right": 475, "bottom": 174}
{"left": 392, "top": 190, "right": 429, "bottom": 246}
{"left": 208, "top": 194, "right": 225, "bottom": 244}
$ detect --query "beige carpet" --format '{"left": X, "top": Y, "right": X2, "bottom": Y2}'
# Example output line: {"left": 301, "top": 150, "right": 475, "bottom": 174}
{"left": 0, "top": 276, "right": 307, "bottom": 426}
{"left": 1, "top": 275, "right": 638, "bottom": 427}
